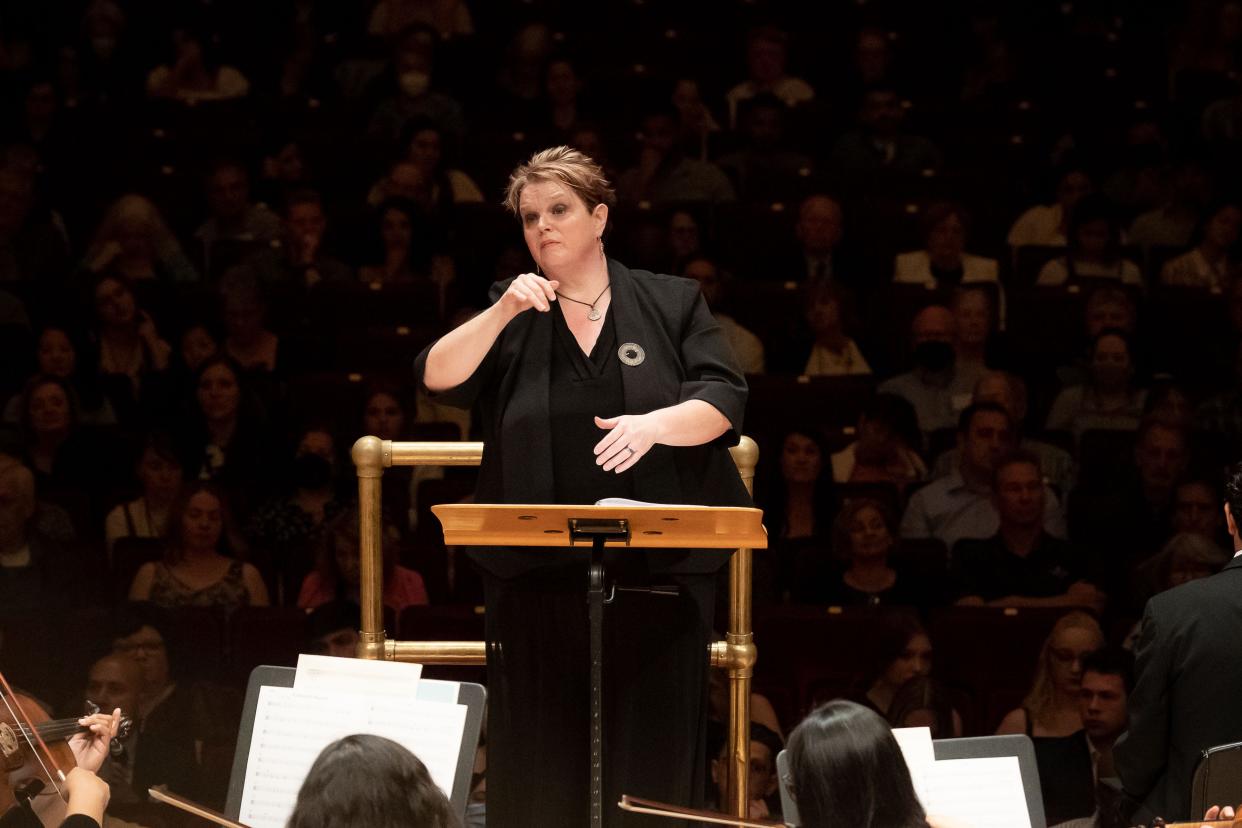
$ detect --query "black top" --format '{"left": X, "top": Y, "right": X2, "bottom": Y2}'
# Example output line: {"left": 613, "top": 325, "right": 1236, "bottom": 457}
{"left": 1023, "top": 710, "right": 1097, "bottom": 826}
{"left": 951, "top": 532, "right": 1085, "bottom": 601}
{"left": 548, "top": 302, "right": 634, "bottom": 506}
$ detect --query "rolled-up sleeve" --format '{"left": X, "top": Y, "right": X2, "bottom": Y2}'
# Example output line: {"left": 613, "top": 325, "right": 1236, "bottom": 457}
{"left": 676, "top": 284, "right": 747, "bottom": 444}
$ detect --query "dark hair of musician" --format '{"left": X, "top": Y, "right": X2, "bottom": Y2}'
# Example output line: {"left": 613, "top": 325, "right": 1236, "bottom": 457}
{"left": 287, "top": 734, "right": 459, "bottom": 828}
{"left": 787, "top": 700, "right": 928, "bottom": 828}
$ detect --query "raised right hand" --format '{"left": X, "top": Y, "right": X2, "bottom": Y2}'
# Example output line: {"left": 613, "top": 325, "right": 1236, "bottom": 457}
{"left": 498, "top": 272, "right": 559, "bottom": 317}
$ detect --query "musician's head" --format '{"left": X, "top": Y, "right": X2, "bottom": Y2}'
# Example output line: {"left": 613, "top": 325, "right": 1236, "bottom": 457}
{"left": 85, "top": 653, "right": 142, "bottom": 720}
{"left": 288, "top": 734, "right": 458, "bottom": 828}
{"left": 787, "top": 700, "right": 927, "bottom": 828}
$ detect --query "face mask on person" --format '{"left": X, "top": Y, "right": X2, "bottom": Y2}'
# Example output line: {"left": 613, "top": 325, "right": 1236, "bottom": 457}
{"left": 292, "top": 453, "right": 333, "bottom": 490}
{"left": 912, "top": 341, "right": 955, "bottom": 374}
{"left": 399, "top": 71, "right": 431, "bottom": 98}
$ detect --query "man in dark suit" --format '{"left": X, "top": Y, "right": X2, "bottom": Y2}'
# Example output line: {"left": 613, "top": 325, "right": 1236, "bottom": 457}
{"left": 1114, "top": 461, "right": 1242, "bottom": 823}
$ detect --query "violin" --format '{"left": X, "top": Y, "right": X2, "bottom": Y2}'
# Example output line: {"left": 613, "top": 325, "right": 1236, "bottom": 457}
{"left": 0, "top": 670, "right": 131, "bottom": 817}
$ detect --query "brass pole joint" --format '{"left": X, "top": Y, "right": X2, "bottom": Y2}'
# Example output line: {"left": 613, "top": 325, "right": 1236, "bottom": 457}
{"left": 709, "top": 635, "right": 756, "bottom": 673}
{"left": 356, "top": 631, "right": 387, "bottom": 661}
{"left": 351, "top": 436, "right": 389, "bottom": 477}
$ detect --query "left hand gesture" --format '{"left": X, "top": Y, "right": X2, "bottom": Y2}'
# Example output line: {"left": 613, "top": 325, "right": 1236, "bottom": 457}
{"left": 594, "top": 414, "right": 660, "bottom": 473}
{"left": 69, "top": 708, "right": 122, "bottom": 773}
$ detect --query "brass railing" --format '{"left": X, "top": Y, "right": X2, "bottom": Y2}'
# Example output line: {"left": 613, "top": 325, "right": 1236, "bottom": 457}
{"left": 352, "top": 435, "right": 760, "bottom": 819}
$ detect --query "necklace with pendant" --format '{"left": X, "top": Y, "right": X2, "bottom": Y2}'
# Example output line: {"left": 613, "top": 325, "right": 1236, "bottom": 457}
{"left": 556, "top": 282, "right": 611, "bottom": 321}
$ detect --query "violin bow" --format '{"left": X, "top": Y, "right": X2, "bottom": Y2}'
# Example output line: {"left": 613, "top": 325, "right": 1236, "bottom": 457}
{"left": 0, "top": 670, "right": 66, "bottom": 797}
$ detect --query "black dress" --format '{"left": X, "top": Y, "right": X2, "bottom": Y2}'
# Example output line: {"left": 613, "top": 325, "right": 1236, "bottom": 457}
{"left": 414, "top": 261, "right": 752, "bottom": 828}
{"left": 482, "top": 303, "right": 716, "bottom": 827}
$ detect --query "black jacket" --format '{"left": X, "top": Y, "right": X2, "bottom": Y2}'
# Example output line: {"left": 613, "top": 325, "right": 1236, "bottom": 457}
{"left": 413, "top": 259, "right": 752, "bottom": 576}
{"left": 1115, "top": 554, "right": 1242, "bottom": 822}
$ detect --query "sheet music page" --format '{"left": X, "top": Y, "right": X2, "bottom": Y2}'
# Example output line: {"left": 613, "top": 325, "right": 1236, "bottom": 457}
{"left": 923, "top": 756, "right": 1032, "bottom": 828}
{"left": 891, "top": 727, "right": 936, "bottom": 806}
{"left": 238, "top": 685, "right": 467, "bottom": 828}
{"left": 293, "top": 653, "right": 422, "bottom": 696}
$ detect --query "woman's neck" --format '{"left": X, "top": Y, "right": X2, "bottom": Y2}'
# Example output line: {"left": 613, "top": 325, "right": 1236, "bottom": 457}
{"left": 180, "top": 545, "right": 219, "bottom": 564}
{"left": 546, "top": 254, "right": 609, "bottom": 298}
{"left": 206, "top": 416, "right": 237, "bottom": 446}
{"left": 815, "top": 329, "right": 849, "bottom": 352}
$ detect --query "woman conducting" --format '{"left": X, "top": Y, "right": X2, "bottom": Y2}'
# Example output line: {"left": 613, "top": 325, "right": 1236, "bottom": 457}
{"left": 414, "top": 146, "right": 750, "bottom": 826}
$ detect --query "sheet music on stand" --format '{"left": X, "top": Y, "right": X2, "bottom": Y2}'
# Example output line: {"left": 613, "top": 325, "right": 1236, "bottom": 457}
{"left": 225, "top": 657, "right": 484, "bottom": 828}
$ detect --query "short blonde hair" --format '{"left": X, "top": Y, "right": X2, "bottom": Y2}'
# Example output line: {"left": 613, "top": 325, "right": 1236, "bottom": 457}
{"left": 504, "top": 145, "right": 616, "bottom": 217}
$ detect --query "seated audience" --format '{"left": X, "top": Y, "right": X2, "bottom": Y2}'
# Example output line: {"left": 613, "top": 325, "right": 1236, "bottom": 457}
{"left": 297, "top": 506, "right": 428, "bottom": 613}
{"left": 683, "top": 256, "right": 764, "bottom": 374}
{"left": 1008, "top": 165, "right": 1094, "bottom": 249}
{"left": 16, "top": 374, "right": 111, "bottom": 509}
{"left": 1128, "top": 531, "right": 1230, "bottom": 619}
{"left": 1036, "top": 194, "right": 1143, "bottom": 287}
{"left": 304, "top": 600, "right": 361, "bottom": 658}
{"left": 787, "top": 700, "right": 953, "bottom": 827}
{"left": 100, "top": 604, "right": 201, "bottom": 803}
{"left": 287, "top": 734, "right": 456, "bottom": 828}
{"left": 82, "top": 194, "right": 197, "bottom": 283}
{"left": 725, "top": 25, "right": 815, "bottom": 128}
{"left": 893, "top": 202, "right": 1000, "bottom": 291}
{"left": 104, "top": 432, "right": 183, "bottom": 559}
{"left": 1159, "top": 200, "right": 1242, "bottom": 290}
{"left": 1078, "top": 648, "right": 1133, "bottom": 808}
{"left": 0, "top": 454, "right": 80, "bottom": 610}
{"left": 246, "top": 423, "right": 346, "bottom": 605}
{"left": 708, "top": 722, "right": 783, "bottom": 820}
{"left": 671, "top": 78, "right": 721, "bottom": 161}
{"left": 780, "top": 194, "right": 847, "bottom": 286}
{"left": 997, "top": 610, "right": 1105, "bottom": 826}
{"left": 1127, "top": 161, "right": 1209, "bottom": 251}
{"left": 756, "top": 426, "right": 836, "bottom": 601}
{"left": 886, "top": 676, "right": 963, "bottom": 739}
{"left": 616, "top": 107, "right": 736, "bottom": 205}
{"left": 830, "top": 394, "right": 926, "bottom": 489}
{"left": 358, "top": 197, "right": 450, "bottom": 286}
{"left": 250, "top": 189, "right": 352, "bottom": 288}
{"left": 365, "top": 24, "right": 467, "bottom": 151}
{"left": 853, "top": 611, "right": 933, "bottom": 716}
{"left": 716, "top": 93, "right": 813, "bottom": 204}
{"left": 193, "top": 160, "right": 282, "bottom": 272}
{"left": 1171, "top": 478, "right": 1226, "bottom": 540}
{"left": 829, "top": 86, "right": 942, "bottom": 180}
{"left": 932, "top": 371, "right": 1074, "bottom": 496}
{"left": 128, "top": 482, "right": 269, "bottom": 610}
{"left": 3, "top": 327, "right": 116, "bottom": 426}
{"left": 797, "top": 498, "right": 921, "bottom": 607}
{"left": 146, "top": 26, "right": 249, "bottom": 101}
{"left": 1046, "top": 329, "right": 1147, "bottom": 442}
{"left": 178, "top": 322, "right": 221, "bottom": 376}
{"left": 219, "top": 271, "right": 285, "bottom": 374}
{"left": 800, "top": 282, "right": 870, "bottom": 377}
{"left": 1069, "top": 417, "right": 1190, "bottom": 590}
{"left": 901, "top": 403, "right": 1066, "bottom": 552}
{"left": 878, "top": 305, "right": 963, "bottom": 435}
{"left": 953, "top": 451, "right": 1103, "bottom": 611}
{"left": 368, "top": 117, "right": 483, "bottom": 207}
{"left": 91, "top": 275, "right": 172, "bottom": 411}
{"left": 949, "top": 286, "right": 996, "bottom": 393}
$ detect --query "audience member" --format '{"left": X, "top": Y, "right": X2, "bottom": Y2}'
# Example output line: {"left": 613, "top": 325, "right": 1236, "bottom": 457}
{"left": 757, "top": 426, "right": 836, "bottom": 601}
{"left": 803, "top": 497, "right": 920, "bottom": 607}
{"left": 0, "top": 454, "right": 81, "bottom": 610}
{"left": 91, "top": 275, "right": 172, "bottom": 408}
{"left": 193, "top": 160, "right": 282, "bottom": 274}
{"left": 830, "top": 394, "right": 926, "bottom": 489}
{"left": 2, "top": 327, "right": 117, "bottom": 426}
{"left": 949, "top": 286, "right": 996, "bottom": 392}
{"left": 16, "top": 374, "right": 110, "bottom": 510}
{"left": 708, "top": 722, "right": 783, "bottom": 820}
{"left": 952, "top": 450, "right": 1103, "bottom": 611}
{"left": 800, "top": 282, "right": 870, "bottom": 377}
{"left": 82, "top": 194, "right": 197, "bottom": 283}
{"left": 997, "top": 610, "right": 1104, "bottom": 826}
{"left": 1036, "top": 194, "right": 1143, "bottom": 287}
{"left": 178, "top": 322, "right": 221, "bottom": 375}
{"left": 1008, "top": 165, "right": 1094, "bottom": 249}
{"left": 1171, "top": 478, "right": 1226, "bottom": 540}
{"left": 887, "top": 676, "right": 963, "bottom": 739}
{"left": 670, "top": 78, "right": 721, "bottom": 161}
{"left": 616, "top": 108, "right": 736, "bottom": 205}
{"left": 829, "top": 87, "right": 942, "bottom": 180}
{"left": 901, "top": 403, "right": 1065, "bottom": 551}
{"left": 683, "top": 256, "right": 764, "bottom": 374}
{"left": 1046, "top": 329, "right": 1147, "bottom": 441}
{"left": 725, "top": 26, "right": 815, "bottom": 128}
{"left": 304, "top": 600, "right": 361, "bottom": 658}
{"left": 878, "top": 305, "right": 962, "bottom": 435}
{"left": 366, "top": 24, "right": 466, "bottom": 150}
{"left": 853, "top": 611, "right": 933, "bottom": 716}
{"left": 781, "top": 194, "right": 847, "bottom": 286}
{"left": 297, "top": 506, "right": 428, "bottom": 613}
{"left": 104, "top": 432, "right": 183, "bottom": 558}
{"left": 246, "top": 423, "right": 346, "bottom": 605}
{"left": 716, "top": 93, "right": 813, "bottom": 204}
{"left": 932, "top": 371, "right": 1074, "bottom": 497}
{"left": 145, "top": 26, "right": 249, "bottom": 101}
{"left": 219, "top": 271, "right": 284, "bottom": 373}
{"left": 893, "top": 203, "right": 1000, "bottom": 291}
{"left": 358, "top": 197, "right": 449, "bottom": 286}
{"left": 1159, "top": 201, "right": 1242, "bottom": 290}
{"left": 666, "top": 210, "right": 704, "bottom": 271}
{"left": 1127, "top": 161, "right": 1210, "bottom": 251}
{"left": 128, "top": 481, "right": 269, "bottom": 610}
{"left": 251, "top": 189, "right": 352, "bottom": 288}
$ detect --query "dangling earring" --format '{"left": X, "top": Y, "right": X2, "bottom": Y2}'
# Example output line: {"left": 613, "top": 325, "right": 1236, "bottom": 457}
{"left": 598, "top": 237, "right": 606, "bottom": 260}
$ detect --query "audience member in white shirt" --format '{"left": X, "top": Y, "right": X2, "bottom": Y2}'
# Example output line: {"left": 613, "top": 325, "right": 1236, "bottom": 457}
{"left": 1008, "top": 165, "right": 1095, "bottom": 249}
{"left": 802, "top": 283, "right": 870, "bottom": 377}
{"left": 1036, "top": 193, "right": 1144, "bottom": 288}
{"left": 725, "top": 25, "right": 815, "bottom": 128}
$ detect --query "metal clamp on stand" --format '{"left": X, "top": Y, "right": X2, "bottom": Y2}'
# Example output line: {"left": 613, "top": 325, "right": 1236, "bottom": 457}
{"left": 568, "top": 518, "right": 631, "bottom": 828}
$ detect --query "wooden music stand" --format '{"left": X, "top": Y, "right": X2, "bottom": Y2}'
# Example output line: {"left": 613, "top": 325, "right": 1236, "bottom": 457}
{"left": 431, "top": 502, "right": 766, "bottom": 828}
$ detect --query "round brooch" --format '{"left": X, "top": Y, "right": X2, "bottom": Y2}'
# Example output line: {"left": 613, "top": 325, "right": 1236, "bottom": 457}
{"left": 618, "top": 343, "right": 645, "bottom": 366}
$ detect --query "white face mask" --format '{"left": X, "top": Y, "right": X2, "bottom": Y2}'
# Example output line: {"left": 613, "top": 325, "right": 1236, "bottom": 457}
{"left": 398, "top": 71, "right": 430, "bottom": 98}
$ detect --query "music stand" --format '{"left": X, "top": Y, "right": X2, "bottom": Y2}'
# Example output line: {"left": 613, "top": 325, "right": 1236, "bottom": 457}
{"left": 432, "top": 502, "right": 767, "bottom": 828}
